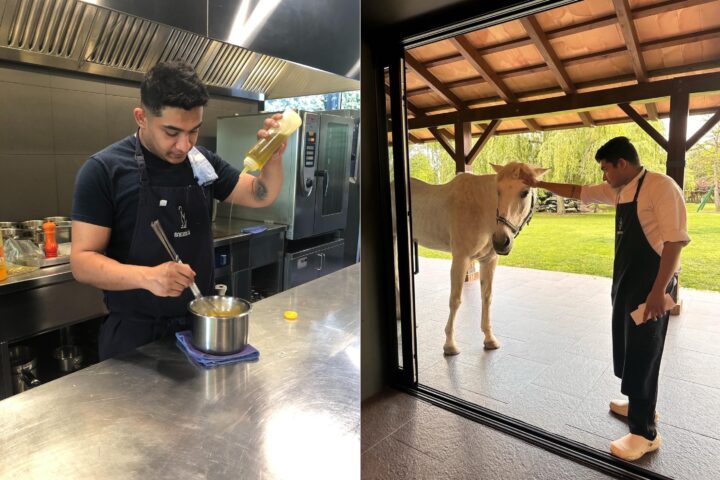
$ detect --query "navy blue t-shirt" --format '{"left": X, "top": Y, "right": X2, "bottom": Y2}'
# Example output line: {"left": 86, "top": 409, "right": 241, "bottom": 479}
{"left": 72, "top": 135, "right": 240, "bottom": 263}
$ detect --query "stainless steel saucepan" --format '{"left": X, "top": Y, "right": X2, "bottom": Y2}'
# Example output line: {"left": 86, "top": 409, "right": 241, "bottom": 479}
{"left": 150, "top": 220, "right": 252, "bottom": 355}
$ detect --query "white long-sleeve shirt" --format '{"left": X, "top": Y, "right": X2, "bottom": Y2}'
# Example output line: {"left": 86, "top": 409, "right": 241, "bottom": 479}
{"left": 580, "top": 168, "right": 691, "bottom": 257}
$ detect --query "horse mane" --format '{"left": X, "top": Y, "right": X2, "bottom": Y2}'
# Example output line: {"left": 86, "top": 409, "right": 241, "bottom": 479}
{"left": 495, "top": 161, "right": 535, "bottom": 181}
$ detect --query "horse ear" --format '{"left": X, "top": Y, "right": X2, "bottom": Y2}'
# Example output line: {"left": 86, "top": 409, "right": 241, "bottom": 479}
{"left": 490, "top": 163, "right": 503, "bottom": 174}
{"left": 532, "top": 166, "right": 550, "bottom": 179}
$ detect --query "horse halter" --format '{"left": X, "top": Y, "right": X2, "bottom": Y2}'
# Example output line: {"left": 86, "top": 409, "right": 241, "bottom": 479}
{"left": 496, "top": 189, "right": 536, "bottom": 238}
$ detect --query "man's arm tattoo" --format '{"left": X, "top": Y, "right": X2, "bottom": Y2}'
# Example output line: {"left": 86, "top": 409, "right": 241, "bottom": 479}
{"left": 253, "top": 178, "right": 268, "bottom": 201}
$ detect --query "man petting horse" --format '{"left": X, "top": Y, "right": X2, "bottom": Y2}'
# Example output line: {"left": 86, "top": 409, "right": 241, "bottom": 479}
{"left": 521, "top": 136, "right": 690, "bottom": 461}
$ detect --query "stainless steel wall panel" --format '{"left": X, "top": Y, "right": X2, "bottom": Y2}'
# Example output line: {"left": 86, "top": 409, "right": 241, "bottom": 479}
{"left": 54, "top": 154, "right": 86, "bottom": 214}
{"left": 0, "top": 154, "right": 57, "bottom": 220}
{"left": 104, "top": 78, "right": 138, "bottom": 97}
{"left": 51, "top": 89, "right": 107, "bottom": 154}
{"left": 0, "top": 82, "right": 54, "bottom": 154}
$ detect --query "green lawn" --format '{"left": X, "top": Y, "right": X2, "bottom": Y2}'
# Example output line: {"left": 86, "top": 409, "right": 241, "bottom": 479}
{"left": 418, "top": 204, "right": 720, "bottom": 292}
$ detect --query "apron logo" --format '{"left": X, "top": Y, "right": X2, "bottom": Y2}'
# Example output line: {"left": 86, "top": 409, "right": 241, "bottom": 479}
{"left": 174, "top": 206, "right": 191, "bottom": 238}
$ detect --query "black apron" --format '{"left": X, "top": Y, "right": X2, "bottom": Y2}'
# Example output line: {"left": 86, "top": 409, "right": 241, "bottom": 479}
{"left": 99, "top": 134, "right": 215, "bottom": 360}
{"left": 611, "top": 171, "right": 674, "bottom": 399}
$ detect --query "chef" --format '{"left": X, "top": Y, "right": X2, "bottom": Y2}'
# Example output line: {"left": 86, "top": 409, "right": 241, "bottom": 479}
{"left": 521, "top": 136, "right": 690, "bottom": 461}
{"left": 70, "top": 60, "right": 285, "bottom": 360}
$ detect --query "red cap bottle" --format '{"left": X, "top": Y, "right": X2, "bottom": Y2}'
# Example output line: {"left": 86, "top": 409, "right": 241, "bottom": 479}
{"left": 43, "top": 221, "right": 58, "bottom": 258}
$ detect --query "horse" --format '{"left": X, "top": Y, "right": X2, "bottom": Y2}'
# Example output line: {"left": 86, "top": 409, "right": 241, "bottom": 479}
{"left": 410, "top": 162, "right": 548, "bottom": 355}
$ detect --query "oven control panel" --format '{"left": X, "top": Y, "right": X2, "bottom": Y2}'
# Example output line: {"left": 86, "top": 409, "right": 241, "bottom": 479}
{"left": 299, "top": 113, "right": 320, "bottom": 197}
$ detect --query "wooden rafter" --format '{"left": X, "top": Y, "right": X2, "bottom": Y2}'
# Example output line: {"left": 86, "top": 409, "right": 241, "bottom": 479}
{"left": 519, "top": 15, "right": 594, "bottom": 127}
{"left": 617, "top": 103, "right": 668, "bottom": 151}
{"left": 429, "top": 127, "right": 455, "bottom": 158}
{"left": 467, "top": 120, "right": 500, "bottom": 165}
{"left": 612, "top": 0, "right": 659, "bottom": 120}
{"left": 421, "top": 0, "right": 716, "bottom": 69}
{"left": 405, "top": 55, "right": 465, "bottom": 110}
{"left": 407, "top": 71, "right": 720, "bottom": 130}
{"left": 686, "top": 109, "right": 720, "bottom": 151}
{"left": 449, "top": 35, "right": 540, "bottom": 132}
{"left": 418, "top": 59, "right": 720, "bottom": 115}
{"left": 408, "top": 25, "right": 720, "bottom": 100}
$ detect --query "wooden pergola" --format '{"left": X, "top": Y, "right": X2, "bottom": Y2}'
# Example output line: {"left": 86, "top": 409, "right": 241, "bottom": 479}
{"left": 396, "top": 0, "right": 720, "bottom": 188}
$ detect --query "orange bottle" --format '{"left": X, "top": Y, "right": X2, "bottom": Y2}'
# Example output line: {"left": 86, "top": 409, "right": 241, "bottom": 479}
{"left": 43, "top": 221, "right": 58, "bottom": 258}
{"left": 0, "top": 230, "right": 7, "bottom": 281}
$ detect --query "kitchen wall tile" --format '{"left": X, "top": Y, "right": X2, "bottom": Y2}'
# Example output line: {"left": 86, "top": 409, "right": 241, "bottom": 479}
{"left": 106, "top": 95, "right": 140, "bottom": 143}
{"left": 0, "top": 83, "right": 55, "bottom": 155}
{"left": 105, "top": 80, "right": 140, "bottom": 98}
{"left": 50, "top": 72, "right": 106, "bottom": 94}
{"left": 51, "top": 90, "right": 108, "bottom": 154}
{"left": 0, "top": 155, "right": 58, "bottom": 220}
{"left": 0, "top": 62, "right": 51, "bottom": 87}
{"left": 55, "top": 155, "right": 89, "bottom": 216}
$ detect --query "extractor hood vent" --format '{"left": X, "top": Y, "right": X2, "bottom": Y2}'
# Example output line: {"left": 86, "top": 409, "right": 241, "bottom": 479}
{"left": 0, "top": 0, "right": 358, "bottom": 100}
{"left": 158, "top": 29, "right": 210, "bottom": 72}
{"left": 86, "top": 9, "right": 157, "bottom": 71}
{"left": 6, "top": 0, "right": 90, "bottom": 58}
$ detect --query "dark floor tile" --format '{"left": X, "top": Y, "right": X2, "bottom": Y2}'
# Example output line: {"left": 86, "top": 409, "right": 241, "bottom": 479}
{"left": 361, "top": 389, "right": 424, "bottom": 453}
{"left": 362, "top": 436, "right": 452, "bottom": 480}
{"left": 659, "top": 377, "right": 720, "bottom": 441}
{"left": 503, "top": 383, "right": 583, "bottom": 434}
{"left": 662, "top": 347, "right": 720, "bottom": 389}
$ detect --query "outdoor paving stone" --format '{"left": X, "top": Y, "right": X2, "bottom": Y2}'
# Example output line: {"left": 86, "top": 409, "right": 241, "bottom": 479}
{"left": 662, "top": 346, "right": 720, "bottom": 389}
{"left": 423, "top": 352, "right": 547, "bottom": 403}
{"left": 567, "top": 332, "right": 613, "bottom": 362}
{"left": 664, "top": 327, "right": 720, "bottom": 356}
{"left": 502, "top": 383, "right": 583, "bottom": 434}
{"left": 532, "top": 352, "right": 608, "bottom": 398}
{"left": 499, "top": 331, "right": 579, "bottom": 365}
{"left": 658, "top": 376, "right": 720, "bottom": 441}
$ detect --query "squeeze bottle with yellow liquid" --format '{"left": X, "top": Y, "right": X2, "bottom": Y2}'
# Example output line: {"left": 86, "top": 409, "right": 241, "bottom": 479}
{"left": 0, "top": 230, "right": 7, "bottom": 281}
{"left": 242, "top": 107, "right": 302, "bottom": 175}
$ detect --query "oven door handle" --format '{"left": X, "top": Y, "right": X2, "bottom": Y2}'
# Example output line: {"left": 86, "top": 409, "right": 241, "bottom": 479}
{"left": 315, "top": 169, "right": 329, "bottom": 196}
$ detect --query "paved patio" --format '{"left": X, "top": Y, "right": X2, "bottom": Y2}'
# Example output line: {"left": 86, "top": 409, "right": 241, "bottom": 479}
{"left": 414, "top": 257, "right": 720, "bottom": 479}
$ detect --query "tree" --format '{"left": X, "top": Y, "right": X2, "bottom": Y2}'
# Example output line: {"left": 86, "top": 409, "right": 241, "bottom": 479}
{"left": 687, "top": 121, "right": 720, "bottom": 211}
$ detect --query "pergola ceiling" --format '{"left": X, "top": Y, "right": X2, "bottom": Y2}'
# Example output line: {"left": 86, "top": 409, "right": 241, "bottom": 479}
{"left": 394, "top": 0, "right": 720, "bottom": 143}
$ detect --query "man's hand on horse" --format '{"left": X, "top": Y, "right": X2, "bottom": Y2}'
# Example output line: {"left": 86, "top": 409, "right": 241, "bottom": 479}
{"left": 519, "top": 170, "right": 539, "bottom": 187}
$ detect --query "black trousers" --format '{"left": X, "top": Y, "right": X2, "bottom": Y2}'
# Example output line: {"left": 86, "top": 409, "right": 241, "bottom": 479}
{"left": 628, "top": 396, "right": 658, "bottom": 440}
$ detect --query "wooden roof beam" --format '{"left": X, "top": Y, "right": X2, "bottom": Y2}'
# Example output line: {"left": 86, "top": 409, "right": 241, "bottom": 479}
{"left": 407, "top": 70, "right": 720, "bottom": 130}
{"left": 409, "top": 25, "right": 720, "bottom": 99}
{"left": 466, "top": 119, "right": 501, "bottom": 165}
{"left": 449, "top": 35, "right": 540, "bottom": 133}
{"left": 618, "top": 103, "right": 668, "bottom": 150}
{"left": 519, "top": 15, "right": 594, "bottom": 127}
{"left": 405, "top": 54, "right": 465, "bottom": 110}
{"left": 429, "top": 127, "right": 455, "bottom": 158}
{"left": 686, "top": 109, "right": 720, "bottom": 151}
{"left": 612, "top": 0, "right": 659, "bottom": 120}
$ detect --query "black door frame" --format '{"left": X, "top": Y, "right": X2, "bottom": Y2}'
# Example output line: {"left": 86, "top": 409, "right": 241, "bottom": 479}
{"left": 373, "top": 1, "right": 673, "bottom": 478}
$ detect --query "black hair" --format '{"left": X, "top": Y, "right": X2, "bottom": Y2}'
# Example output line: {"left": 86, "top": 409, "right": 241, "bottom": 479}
{"left": 594, "top": 136, "right": 640, "bottom": 166}
{"left": 140, "top": 60, "right": 209, "bottom": 116}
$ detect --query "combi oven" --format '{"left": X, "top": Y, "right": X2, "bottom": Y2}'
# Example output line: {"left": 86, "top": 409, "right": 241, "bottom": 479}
{"left": 217, "top": 111, "right": 355, "bottom": 240}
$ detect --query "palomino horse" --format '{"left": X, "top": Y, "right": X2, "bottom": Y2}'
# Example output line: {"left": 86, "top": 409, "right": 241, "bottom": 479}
{"left": 410, "top": 162, "right": 547, "bottom": 355}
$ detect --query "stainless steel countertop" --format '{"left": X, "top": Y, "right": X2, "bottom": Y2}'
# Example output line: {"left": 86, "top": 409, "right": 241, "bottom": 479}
{"left": 0, "top": 219, "right": 286, "bottom": 295}
{"left": 0, "top": 264, "right": 360, "bottom": 479}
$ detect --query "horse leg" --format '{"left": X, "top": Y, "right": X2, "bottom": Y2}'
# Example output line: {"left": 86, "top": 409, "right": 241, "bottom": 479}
{"left": 444, "top": 256, "right": 470, "bottom": 356}
{"left": 480, "top": 256, "right": 501, "bottom": 350}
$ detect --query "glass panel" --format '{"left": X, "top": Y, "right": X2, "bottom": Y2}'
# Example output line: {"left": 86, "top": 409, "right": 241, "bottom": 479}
{"left": 321, "top": 121, "right": 350, "bottom": 216}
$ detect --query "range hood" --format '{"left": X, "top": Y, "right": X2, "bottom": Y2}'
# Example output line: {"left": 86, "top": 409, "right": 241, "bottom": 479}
{"left": 0, "top": 0, "right": 358, "bottom": 100}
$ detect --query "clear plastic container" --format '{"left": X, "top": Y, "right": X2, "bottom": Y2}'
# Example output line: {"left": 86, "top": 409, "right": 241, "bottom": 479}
{"left": 242, "top": 107, "right": 302, "bottom": 174}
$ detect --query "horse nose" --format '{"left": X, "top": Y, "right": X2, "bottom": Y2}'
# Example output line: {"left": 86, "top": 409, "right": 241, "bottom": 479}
{"left": 492, "top": 232, "right": 511, "bottom": 255}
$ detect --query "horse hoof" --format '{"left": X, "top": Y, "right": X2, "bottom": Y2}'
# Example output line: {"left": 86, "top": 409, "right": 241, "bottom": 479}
{"left": 443, "top": 344, "right": 461, "bottom": 356}
{"left": 484, "top": 338, "right": 501, "bottom": 350}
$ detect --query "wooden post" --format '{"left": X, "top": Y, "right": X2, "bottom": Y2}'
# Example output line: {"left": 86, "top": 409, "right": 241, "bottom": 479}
{"left": 667, "top": 81, "right": 689, "bottom": 315}
{"left": 455, "top": 120, "right": 472, "bottom": 174}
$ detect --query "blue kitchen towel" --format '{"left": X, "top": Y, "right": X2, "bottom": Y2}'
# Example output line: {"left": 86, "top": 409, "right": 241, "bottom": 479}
{"left": 175, "top": 330, "right": 259, "bottom": 368}
{"left": 241, "top": 225, "right": 268, "bottom": 234}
